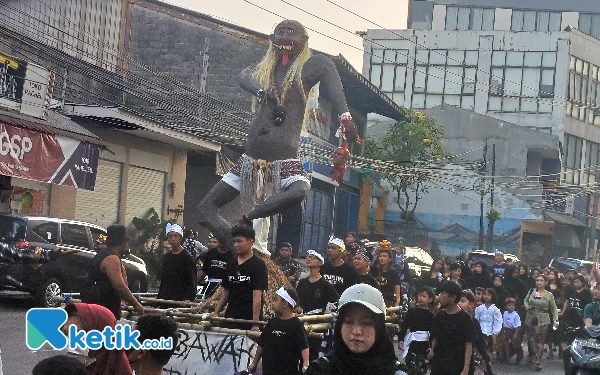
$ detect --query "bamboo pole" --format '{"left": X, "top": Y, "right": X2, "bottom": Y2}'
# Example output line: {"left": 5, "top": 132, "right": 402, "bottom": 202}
{"left": 139, "top": 297, "right": 202, "bottom": 307}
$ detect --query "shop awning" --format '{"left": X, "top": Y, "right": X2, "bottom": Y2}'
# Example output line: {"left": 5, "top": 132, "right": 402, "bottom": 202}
{"left": 0, "top": 109, "right": 102, "bottom": 191}
{"left": 544, "top": 211, "right": 587, "bottom": 227}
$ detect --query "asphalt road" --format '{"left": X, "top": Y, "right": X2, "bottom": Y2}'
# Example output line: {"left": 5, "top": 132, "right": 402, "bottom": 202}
{"left": 0, "top": 291, "right": 566, "bottom": 375}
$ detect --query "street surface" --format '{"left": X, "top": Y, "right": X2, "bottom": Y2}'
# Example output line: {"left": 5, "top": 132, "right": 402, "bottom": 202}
{"left": 0, "top": 291, "right": 565, "bottom": 375}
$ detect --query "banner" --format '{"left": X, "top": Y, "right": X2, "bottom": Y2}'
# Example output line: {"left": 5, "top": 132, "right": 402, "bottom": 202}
{"left": 0, "top": 122, "right": 98, "bottom": 190}
{"left": 164, "top": 329, "right": 256, "bottom": 375}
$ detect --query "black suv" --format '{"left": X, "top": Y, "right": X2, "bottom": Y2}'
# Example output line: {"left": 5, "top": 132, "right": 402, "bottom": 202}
{"left": 0, "top": 215, "right": 148, "bottom": 307}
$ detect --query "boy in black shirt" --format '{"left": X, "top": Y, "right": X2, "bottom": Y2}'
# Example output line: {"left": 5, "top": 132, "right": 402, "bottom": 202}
{"left": 213, "top": 226, "right": 268, "bottom": 331}
{"left": 157, "top": 224, "right": 197, "bottom": 302}
{"left": 398, "top": 286, "right": 435, "bottom": 374}
{"left": 249, "top": 287, "right": 309, "bottom": 375}
{"left": 297, "top": 250, "right": 339, "bottom": 361}
{"left": 198, "top": 236, "right": 233, "bottom": 297}
{"left": 297, "top": 250, "right": 340, "bottom": 314}
{"left": 320, "top": 237, "right": 360, "bottom": 296}
{"left": 429, "top": 281, "right": 475, "bottom": 375}
{"left": 353, "top": 250, "right": 380, "bottom": 290}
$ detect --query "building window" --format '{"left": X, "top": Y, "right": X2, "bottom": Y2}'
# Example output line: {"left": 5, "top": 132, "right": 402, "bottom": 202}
{"left": 584, "top": 140, "right": 600, "bottom": 185}
{"left": 578, "top": 14, "right": 600, "bottom": 40}
{"left": 563, "top": 134, "right": 583, "bottom": 185}
{"left": 511, "top": 10, "right": 561, "bottom": 32}
{"left": 566, "top": 56, "right": 600, "bottom": 126}
{"left": 488, "top": 51, "right": 556, "bottom": 113}
{"left": 409, "top": 49, "right": 477, "bottom": 109}
{"left": 369, "top": 48, "right": 409, "bottom": 106}
{"left": 445, "top": 7, "right": 495, "bottom": 31}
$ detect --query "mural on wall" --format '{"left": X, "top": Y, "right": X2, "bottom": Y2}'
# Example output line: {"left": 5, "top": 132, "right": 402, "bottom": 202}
{"left": 11, "top": 187, "right": 47, "bottom": 215}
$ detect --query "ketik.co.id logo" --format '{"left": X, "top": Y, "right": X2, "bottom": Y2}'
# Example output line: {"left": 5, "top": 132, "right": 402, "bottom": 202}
{"left": 26, "top": 308, "right": 171, "bottom": 351}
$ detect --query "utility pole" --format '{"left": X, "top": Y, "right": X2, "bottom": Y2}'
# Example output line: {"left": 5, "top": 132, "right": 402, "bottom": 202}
{"left": 590, "top": 194, "right": 599, "bottom": 260}
{"left": 486, "top": 144, "right": 496, "bottom": 251}
{"left": 479, "top": 139, "right": 488, "bottom": 250}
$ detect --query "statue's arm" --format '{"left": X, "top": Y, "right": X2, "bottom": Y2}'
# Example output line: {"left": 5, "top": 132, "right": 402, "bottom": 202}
{"left": 311, "top": 54, "right": 349, "bottom": 117}
{"left": 238, "top": 65, "right": 262, "bottom": 96}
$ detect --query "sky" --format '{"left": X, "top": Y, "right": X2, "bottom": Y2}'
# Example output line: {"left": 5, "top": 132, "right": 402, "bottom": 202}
{"left": 168, "top": 0, "right": 409, "bottom": 72}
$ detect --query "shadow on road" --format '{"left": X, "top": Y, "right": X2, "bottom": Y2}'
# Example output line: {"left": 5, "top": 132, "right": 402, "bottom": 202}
{"left": 0, "top": 291, "right": 38, "bottom": 310}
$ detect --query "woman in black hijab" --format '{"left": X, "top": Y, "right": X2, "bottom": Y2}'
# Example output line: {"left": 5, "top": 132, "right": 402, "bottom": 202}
{"left": 305, "top": 284, "right": 407, "bottom": 375}
{"left": 468, "top": 261, "right": 492, "bottom": 290}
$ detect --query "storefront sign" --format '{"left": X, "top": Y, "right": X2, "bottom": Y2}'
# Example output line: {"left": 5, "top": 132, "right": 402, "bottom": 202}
{"left": 0, "top": 53, "right": 54, "bottom": 120}
{"left": 0, "top": 122, "right": 98, "bottom": 190}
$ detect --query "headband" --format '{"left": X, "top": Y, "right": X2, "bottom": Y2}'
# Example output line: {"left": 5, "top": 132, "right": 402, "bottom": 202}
{"left": 307, "top": 249, "right": 324, "bottom": 263}
{"left": 356, "top": 251, "right": 371, "bottom": 262}
{"left": 276, "top": 286, "right": 296, "bottom": 308}
{"left": 328, "top": 236, "right": 345, "bottom": 252}
{"left": 166, "top": 223, "right": 183, "bottom": 237}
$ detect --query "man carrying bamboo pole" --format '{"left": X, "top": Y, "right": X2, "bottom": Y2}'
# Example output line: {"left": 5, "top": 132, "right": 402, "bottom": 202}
{"left": 320, "top": 237, "right": 361, "bottom": 296}
{"left": 248, "top": 287, "right": 309, "bottom": 375}
{"left": 157, "top": 224, "right": 197, "bottom": 302}
{"left": 213, "top": 225, "right": 268, "bottom": 331}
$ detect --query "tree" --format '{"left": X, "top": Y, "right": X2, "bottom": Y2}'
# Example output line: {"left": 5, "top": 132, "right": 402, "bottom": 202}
{"left": 364, "top": 109, "right": 452, "bottom": 220}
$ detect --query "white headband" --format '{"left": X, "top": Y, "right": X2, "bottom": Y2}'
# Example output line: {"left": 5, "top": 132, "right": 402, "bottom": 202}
{"left": 328, "top": 236, "right": 345, "bottom": 251}
{"left": 276, "top": 286, "right": 296, "bottom": 308}
{"left": 166, "top": 223, "right": 183, "bottom": 237}
{"left": 307, "top": 249, "right": 324, "bottom": 263}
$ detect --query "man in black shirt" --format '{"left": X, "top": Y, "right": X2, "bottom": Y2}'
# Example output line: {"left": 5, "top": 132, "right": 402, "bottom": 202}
{"left": 491, "top": 249, "right": 506, "bottom": 276}
{"left": 297, "top": 250, "right": 339, "bottom": 361}
{"left": 353, "top": 250, "right": 379, "bottom": 290}
{"left": 274, "top": 242, "right": 302, "bottom": 286}
{"left": 198, "top": 236, "right": 233, "bottom": 297}
{"left": 213, "top": 225, "right": 268, "bottom": 331}
{"left": 297, "top": 250, "right": 339, "bottom": 315}
{"left": 429, "top": 281, "right": 475, "bottom": 375}
{"left": 157, "top": 224, "right": 197, "bottom": 301}
{"left": 563, "top": 274, "right": 593, "bottom": 312}
{"left": 320, "top": 237, "right": 360, "bottom": 296}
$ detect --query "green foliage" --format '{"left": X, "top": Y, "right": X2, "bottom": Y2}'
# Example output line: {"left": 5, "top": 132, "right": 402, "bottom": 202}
{"left": 130, "top": 208, "right": 176, "bottom": 286}
{"left": 487, "top": 208, "right": 501, "bottom": 223}
{"left": 364, "top": 109, "right": 452, "bottom": 217}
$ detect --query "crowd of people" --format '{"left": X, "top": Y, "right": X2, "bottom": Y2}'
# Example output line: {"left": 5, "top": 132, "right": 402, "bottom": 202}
{"left": 21, "top": 222, "right": 600, "bottom": 375}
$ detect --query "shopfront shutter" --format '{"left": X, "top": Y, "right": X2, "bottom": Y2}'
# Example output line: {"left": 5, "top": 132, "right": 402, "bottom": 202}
{"left": 124, "top": 166, "right": 166, "bottom": 226}
{"left": 75, "top": 159, "right": 122, "bottom": 229}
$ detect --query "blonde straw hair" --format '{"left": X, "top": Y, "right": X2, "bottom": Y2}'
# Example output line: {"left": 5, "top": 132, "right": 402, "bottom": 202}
{"left": 251, "top": 40, "right": 312, "bottom": 112}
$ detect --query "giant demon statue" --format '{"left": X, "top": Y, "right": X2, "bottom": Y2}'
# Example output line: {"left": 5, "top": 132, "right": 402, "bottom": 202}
{"left": 198, "top": 20, "right": 358, "bottom": 253}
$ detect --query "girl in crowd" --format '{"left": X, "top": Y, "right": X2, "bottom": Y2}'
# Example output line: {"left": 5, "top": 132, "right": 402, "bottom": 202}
{"left": 418, "top": 257, "right": 447, "bottom": 291}
{"left": 305, "top": 284, "right": 407, "bottom": 375}
{"left": 475, "top": 288, "right": 502, "bottom": 359}
{"left": 524, "top": 275, "right": 559, "bottom": 371}
{"left": 545, "top": 269, "right": 563, "bottom": 359}
{"left": 448, "top": 262, "right": 467, "bottom": 289}
{"left": 474, "top": 287, "right": 484, "bottom": 309}
{"left": 469, "top": 261, "right": 492, "bottom": 289}
{"left": 492, "top": 275, "right": 510, "bottom": 313}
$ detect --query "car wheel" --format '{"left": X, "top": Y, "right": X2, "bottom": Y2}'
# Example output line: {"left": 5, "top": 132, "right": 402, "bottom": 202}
{"left": 37, "top": 278, "right": 62, "bottom": 307}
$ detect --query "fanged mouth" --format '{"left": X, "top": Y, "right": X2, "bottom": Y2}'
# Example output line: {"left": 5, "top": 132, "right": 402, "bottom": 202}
{"left": 275, "top": 43, "right": 294, "bottom": 51}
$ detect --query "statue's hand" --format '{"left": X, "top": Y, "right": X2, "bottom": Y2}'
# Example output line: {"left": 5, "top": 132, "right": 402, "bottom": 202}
{"left": 339, "top": 112, "right": 361, "bottom": 143}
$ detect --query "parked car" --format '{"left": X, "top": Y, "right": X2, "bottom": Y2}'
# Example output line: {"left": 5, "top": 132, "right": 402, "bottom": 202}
{"left": 0, "top": 215, "right": 148, "bottom": 307}
{"left": 468, "top": 250, "right": 520, "bottom": 267}
{"left": 549, "top": 256, "right": 593, "bottom": 275}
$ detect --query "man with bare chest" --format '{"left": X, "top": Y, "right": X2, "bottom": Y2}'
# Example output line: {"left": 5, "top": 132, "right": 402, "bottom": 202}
{"left": 198, "top": 20, "right": 357, "bottom": 252}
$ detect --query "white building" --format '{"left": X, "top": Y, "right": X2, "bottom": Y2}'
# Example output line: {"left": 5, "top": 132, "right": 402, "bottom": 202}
{"left": 363, "top": 2, "right": 600, "bottom": 257}
{"left": 363, "top": 28, "right": 600, "bottom": 187}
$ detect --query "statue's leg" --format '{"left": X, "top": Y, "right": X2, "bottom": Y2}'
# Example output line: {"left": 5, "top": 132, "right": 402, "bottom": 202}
{"left": 246, "top": 180, "right": 310, "bottom": 220}
{"left": 198, "top": 180, "right": 240, "bottom": 247}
